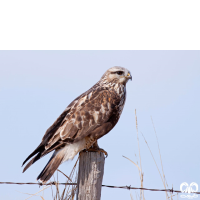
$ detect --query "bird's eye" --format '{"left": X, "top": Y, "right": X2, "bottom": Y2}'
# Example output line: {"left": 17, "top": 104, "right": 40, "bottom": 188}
{"left": 116, "top": 71, "right": 123, "bottom": 75}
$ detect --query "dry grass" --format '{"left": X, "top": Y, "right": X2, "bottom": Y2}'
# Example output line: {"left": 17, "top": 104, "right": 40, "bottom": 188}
{"left": 130, "top": 192, "right": 134, "bottom": 200}
{"left": 17, "top": 186, "right": 50, "bottom": 200}
{"left": 123, "top": 109, "right": 178, "bottom": 200}
{"left": 22, "top": 156, "right": 79, "bottom": 200}
{"left": 52, "top": 156, "right": 79, "bottom": 200}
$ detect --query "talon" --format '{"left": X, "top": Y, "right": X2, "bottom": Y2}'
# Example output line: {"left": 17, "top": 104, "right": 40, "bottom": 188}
{"left": 99, "top": 149, "right": 108, "bottom": 157}
{"left": 86, "top": 147, "right": 108, "bottom": 157}
{"left": 105, "top": 152, "right": 108, "bottom": 158}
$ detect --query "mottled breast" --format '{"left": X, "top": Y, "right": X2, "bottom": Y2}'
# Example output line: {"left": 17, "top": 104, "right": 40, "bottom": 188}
{"left": 108, "top": 83, "right": 127, "bottom": 124}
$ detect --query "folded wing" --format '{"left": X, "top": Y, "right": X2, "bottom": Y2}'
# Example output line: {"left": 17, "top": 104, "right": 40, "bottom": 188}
{"left": 22, "top": 88, "right": 117, "bottom": 172}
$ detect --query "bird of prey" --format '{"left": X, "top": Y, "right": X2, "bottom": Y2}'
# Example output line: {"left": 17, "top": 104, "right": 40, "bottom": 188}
{"left": 22, "top": 66, "right": 132, "bottom": 183}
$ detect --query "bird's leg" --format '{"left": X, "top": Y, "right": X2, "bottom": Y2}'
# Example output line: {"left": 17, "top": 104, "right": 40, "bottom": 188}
{"left": 87, "top": 141, "right": 108, "bottom": 157}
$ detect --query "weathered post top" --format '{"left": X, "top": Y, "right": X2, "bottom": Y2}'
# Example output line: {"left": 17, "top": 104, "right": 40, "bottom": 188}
{"left": 76, "top": 151, "right": 105, "bottom": 200}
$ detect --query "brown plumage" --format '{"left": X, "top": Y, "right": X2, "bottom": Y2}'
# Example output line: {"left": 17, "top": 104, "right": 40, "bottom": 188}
{"left": 22, "top": 66, "right": 132, "bottom": 183}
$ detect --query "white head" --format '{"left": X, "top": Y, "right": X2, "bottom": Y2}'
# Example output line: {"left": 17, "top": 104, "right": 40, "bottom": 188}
{"left": 100, "top": 66, "right": 132, "bottom": 85}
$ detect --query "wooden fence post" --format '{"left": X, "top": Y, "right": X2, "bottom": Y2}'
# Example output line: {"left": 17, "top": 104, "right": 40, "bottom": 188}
{"left": 76, "top": 151, "right": 105, "bottom": 200}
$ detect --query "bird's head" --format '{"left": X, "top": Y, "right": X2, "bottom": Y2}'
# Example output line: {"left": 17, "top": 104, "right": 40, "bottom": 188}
{"left": 101, "top": 66, "right": 132, "bottom": 85}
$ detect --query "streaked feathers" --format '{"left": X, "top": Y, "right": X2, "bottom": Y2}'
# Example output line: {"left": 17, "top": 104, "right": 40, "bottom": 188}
{"left": 22, "top": 66, "right": 132, "bottom": 183}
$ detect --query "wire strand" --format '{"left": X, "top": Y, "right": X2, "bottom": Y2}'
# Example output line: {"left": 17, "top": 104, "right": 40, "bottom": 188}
{"left": 0, "top": 182, "right": 199, "bottom": 194}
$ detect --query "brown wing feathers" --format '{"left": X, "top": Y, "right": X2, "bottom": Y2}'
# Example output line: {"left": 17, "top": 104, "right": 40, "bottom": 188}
{"left": 60, "top": 90, "right": 114, "bottom": 143}
{"left": 22, "top": 88, "right": 118, "bottom": 179}
{"left": 22, "top": 107, "right": 71, "bottom": 170}
{"left": 22, "top": 90, "right": 89, "bottom": 170}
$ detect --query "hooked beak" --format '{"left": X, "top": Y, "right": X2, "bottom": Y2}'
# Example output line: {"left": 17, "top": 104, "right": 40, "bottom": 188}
{"left": 126, "top": 73, "right": 132, "bottom": 81}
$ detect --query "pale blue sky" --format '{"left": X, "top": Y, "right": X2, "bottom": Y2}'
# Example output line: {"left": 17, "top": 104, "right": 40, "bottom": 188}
{"left": 0, "top": 51, "right": 200, "bottom": 200}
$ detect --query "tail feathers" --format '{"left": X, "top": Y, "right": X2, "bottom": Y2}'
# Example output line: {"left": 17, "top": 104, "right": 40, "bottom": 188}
{"left": 22, "top": 152, "right": 42, "bottom": 173}
{"left": 22, "top": 141, "right": 63, "bottom": 168}
{"left": 22, "top": 143, "right": 43, "bottom": 167}
{"left": 37, "top": 150, "right": 64, "bottom": 183}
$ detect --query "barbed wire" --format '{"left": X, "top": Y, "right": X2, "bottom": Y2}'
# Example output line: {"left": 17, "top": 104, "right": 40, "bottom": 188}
{"left": 0, "top": 181, "right": 199, "bottom": 194}
{"left": 0, "top": 182, "right": 76, "bottom": 186}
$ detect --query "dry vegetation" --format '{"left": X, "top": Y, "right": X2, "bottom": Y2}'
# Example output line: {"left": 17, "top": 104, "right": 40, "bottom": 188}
{"left": 22, "top": 157, "right": 79, "bottom": 200}
{"left": 123, "top": 109, "right": 178, "bottom": 200}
